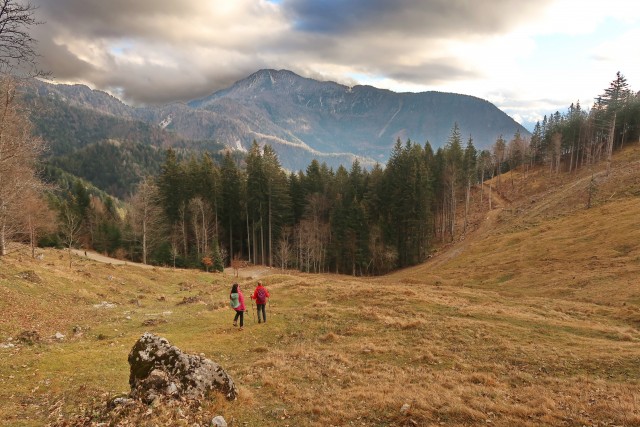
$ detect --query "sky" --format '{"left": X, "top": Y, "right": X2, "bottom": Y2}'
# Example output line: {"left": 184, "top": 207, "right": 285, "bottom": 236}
{"left": 31, "top": 0, "right": 640, "bottom": 131}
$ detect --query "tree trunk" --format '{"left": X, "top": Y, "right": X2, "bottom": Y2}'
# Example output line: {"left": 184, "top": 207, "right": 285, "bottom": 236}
{"left": 229, "top": 216, "right": 233, "bottom": 265}
{"left": 606, "top": 112, "right": 616, "bottom": 176}
{"left": 489, "top": 185, "right": 492, "bottom": 210}
{"left": 0, "top": 223, "right": 6, "bottom": 256}
{"left": 260, "top": 219, "right": 264, "bottom": 266}
{"left": 142, "top": 216, "right": 147, "bottom": 264}
{"left": 246, "top": 204, "right": 251, "bottom": 263}
{"left": 463, "top": 180, "right": 470, "bottom": 233}
{"left": 29, "top": 215, "right": 35, "bottom": 258}
{"left": 268, "top": 189, "right": 272, "bottom": 267}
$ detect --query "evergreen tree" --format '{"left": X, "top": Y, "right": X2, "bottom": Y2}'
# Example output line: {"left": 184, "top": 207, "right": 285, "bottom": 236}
{"left": 462, "top": 136, "right": 477, "bottom": 232}
{"left": 443, "top": 124, "right": 464, "bottom": 240}
{"left": 220, "top": 152, "right": 242, "bottom": 265}
{"left": 246, "top": 141, "right": 266, "bottom": 264}
{"left": 157, "top": 149, "right": 186, "bottom": 224}
{"left": 262, "top": 145, "right": 291, "bottom": 266}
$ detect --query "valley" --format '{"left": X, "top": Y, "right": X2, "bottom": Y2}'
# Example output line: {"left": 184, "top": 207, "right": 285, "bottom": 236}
{"left": 1, "top": 144, "right": 638, "bottom": 426}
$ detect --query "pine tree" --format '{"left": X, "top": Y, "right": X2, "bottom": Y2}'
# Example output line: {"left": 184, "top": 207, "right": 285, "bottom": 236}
{"left": 443, "top": 124, "right": 464, "bottom": 241}
{"left": 262, "top": 145, "right": 291, "bottom": 266}
{"left": 212, "top": 238, "right": 224, "bottom": 272}
{"left": 220, "top": 152, "right": 242, "bottom": 265}
{"left": 246, "top": 141, "right": 266, "bottom": 264}
{"left": 462, "top": 136, "right": 477, "bottom": 233}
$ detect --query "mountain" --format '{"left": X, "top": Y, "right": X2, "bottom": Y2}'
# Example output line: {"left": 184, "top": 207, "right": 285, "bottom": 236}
{"left": 189, "top": 69, "right": 530, "bottom": 165}
{"left": 23, "top": 82, "right": 228, "bottom": 198}
{"left": 24, "top": 70, "right": 529, "bottom": 194}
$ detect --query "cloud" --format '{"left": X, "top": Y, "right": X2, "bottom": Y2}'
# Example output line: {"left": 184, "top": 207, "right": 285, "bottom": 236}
{"left": 284, "top": 0, "right": 549, "bottom": 36}
{"left": 29, "top": 0, "right": 554, "bottom": 105}
{"left": 31, "top": 0, "right": 285, "bottom": 104}
{"left": 27, "top": 0, "right": 640, "bottom": 117}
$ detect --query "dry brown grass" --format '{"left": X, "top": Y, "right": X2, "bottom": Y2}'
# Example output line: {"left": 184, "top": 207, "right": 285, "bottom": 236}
{"left": 1, "top": 145, "right": 640, "bottom": 426}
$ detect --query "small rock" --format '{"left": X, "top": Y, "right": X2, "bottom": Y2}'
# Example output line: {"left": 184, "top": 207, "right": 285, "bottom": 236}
{"left": 54, "top": 332, "right": 65, "bottom": 340}
{"left": 166, "top": 382, "right": 178, "bottom": 395}
{"left": 16, "top": 270, "right": 42, "bottom": 283}
{"left": 141, "top": 318, "right": 167, "bottom": 327}
{"left": 211, "top": 415, "right": 227, "bottom": 427}
{"left": 93, "top": 301, "right": 117, "bottom": 309}
{"left": 0, "top": 343, "right": 15, "bottom": 349}
{"left": 177, "top": 295, "right": 201, "bottom": 305}
{"left": 107, "top": 396, "right": 134, "bottom": 409}
{"left": 400, "top": 403, "right": 411, "bottom": 414}
{"left": 16, "top": 330, "right": 40, "bottom": 345}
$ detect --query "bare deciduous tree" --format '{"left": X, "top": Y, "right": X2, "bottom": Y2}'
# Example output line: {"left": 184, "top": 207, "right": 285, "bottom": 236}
{"left": 0, "top": 0, "right": 45, "bottom": 77}
{"left": 0, "top": 77, "right": 45, "bottom": 255}
{"left": 128, "top": 177, "right": 164, "bottom": 264}
{"left": 59, "top": 201, "right": 82, "bottom": 267}
{"left": 21, "top": 189, "right": 55, "bottom": 258}
{"left": 273, "top": 227, "right": 293, "bottom": 271}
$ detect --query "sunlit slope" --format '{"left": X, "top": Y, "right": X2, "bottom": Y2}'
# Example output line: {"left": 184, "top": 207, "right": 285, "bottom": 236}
{"left": 393, "top": 144, "right": 640, "bottom": 305}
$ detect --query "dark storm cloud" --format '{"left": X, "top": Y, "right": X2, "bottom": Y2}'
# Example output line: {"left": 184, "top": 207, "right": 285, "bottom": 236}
{"left": 283, "top": 0, "right": 550, "bottom": 36}
{"left": 33, "top": 0, "right": 198, "bottom": 40}
{"left": 33, "top": 27, "right": 96, "bottom": 80}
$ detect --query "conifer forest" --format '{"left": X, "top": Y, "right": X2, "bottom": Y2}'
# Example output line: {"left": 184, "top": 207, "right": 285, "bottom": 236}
{"left": 6, "top": 72, "right": 636, "bottom": 276}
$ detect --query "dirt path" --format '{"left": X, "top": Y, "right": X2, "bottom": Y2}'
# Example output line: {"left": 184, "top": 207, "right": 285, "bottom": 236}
{"left": 72, "top": 248, "right": 280, "bottom": 278}
{"left": 427, "top": 183, "right": 510, "bottom": 268}
{"left": 223, "top": 265, "right": 277, "bottom": 279}
{"left": 70, "top": 249, "right": 155, "bottom": 269}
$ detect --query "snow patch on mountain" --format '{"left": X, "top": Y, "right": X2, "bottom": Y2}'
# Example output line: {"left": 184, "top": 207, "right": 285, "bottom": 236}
{"left": 159, "top": 115, "right": 172, "bottom": 129}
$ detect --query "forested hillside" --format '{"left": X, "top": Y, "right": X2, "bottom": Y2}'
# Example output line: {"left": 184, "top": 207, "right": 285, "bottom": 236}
{"left": 21, "top": 87, "right": 227, "bottom": 198}
{"left": 3, "top": 73, "right": 639, "bottom": 277}
{"left": 2, "top": 108, "right": 639, "bottom": 427}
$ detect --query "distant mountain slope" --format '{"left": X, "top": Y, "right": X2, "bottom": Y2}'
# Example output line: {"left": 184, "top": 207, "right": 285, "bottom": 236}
{"left": 25, "top": 69, "right": 529, "bottom": 180}
{"left": 22, "top": 83, "right": 224, "bottom": 197}
{"left": 190, "top": 69, "right": 530, "bottom": 163}
{"left": 48, "top": 140, "right": 165, "bottom": 199}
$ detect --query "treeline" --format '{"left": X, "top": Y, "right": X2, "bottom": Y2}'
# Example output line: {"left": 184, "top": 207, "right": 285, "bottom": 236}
{"left": 3, "top": 73, "right": 638, "bottom": 276}
{"left": 127, "top": 134, "right": 478, "bottom": 275}
{"left": 496, "top": 72, "right": 640, "bottom": 177}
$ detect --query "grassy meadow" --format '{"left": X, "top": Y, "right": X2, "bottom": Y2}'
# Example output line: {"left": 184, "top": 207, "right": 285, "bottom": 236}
{"left": 1, "top": 145, "right": 640, "bottom": 426}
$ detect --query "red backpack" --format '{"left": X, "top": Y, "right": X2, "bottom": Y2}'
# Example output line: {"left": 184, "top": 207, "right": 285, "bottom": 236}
{"left": 256, "top": 287, "right": 267, "bottom": 304}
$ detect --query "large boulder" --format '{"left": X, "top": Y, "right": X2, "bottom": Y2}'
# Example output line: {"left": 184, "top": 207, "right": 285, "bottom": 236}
{"left": 128, "top": 333, "right": 238, "bottom": 403}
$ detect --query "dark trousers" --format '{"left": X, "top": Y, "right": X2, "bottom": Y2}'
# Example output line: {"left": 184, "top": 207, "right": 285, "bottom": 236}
{"left": 233, "top": 310, "right": 244, "bottom": 327}
{"left": 256, "top": 304, "right": 266, "bottom": 322}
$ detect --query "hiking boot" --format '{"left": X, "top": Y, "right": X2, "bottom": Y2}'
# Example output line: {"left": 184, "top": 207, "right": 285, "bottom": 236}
{"left": 233, "top": 321, "right": 237, "bottom": 327}
{"left": 239, "top": 327, "right": 243, "bottom": 331}
{"left": 258, "top": 319, "right": 262, "bottom": 324}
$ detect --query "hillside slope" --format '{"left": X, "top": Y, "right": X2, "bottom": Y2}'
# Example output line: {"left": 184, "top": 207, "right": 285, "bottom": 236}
{"left": 395, "top": 143, "right": 640, "bottom": 306}
{"left": 1, "top": 145, "right": 639, "bottom": 426}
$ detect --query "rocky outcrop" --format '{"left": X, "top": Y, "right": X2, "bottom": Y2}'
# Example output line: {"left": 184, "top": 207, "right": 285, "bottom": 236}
{"left": 128, "top": 333, "right": 238, "bottom": 403}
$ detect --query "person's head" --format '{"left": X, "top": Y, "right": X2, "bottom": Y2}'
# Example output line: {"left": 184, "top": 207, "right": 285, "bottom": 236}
{"left": 257, "top": 281, "right": 262, "bottom": 287}
{"left": 231, "top": 283, "right": 238, "bottom": 293}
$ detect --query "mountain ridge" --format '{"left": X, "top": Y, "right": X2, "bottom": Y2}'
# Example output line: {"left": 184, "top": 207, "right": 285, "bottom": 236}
{"left": 191, "top": 69, "right": 528, "bottom": 164}
{"left": 27, "top": 69, "right": 529, "bottom": 172}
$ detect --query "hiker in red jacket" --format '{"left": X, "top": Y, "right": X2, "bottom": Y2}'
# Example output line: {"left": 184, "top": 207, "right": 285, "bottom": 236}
{"left": 250, "top": 281, "right": 270, "bottom": 323}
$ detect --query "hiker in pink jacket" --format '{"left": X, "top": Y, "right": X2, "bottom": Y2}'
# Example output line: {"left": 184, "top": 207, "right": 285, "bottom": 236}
{"left": 229, "top": 283, "right": 246, "bottom": 330}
